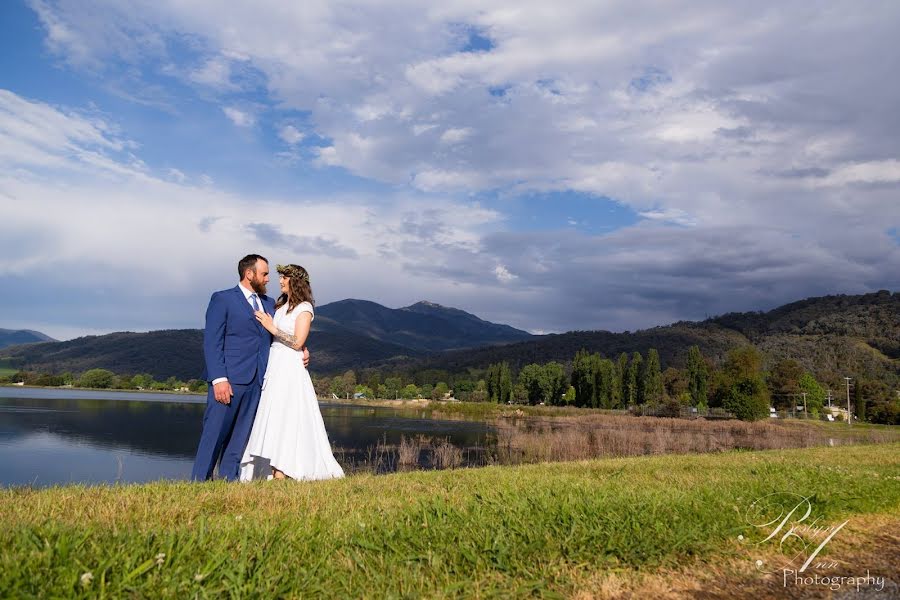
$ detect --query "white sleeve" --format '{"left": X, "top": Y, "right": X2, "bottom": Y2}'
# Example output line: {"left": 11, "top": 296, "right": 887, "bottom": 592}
{"left": 298, "top": 301, "right": 314, "bottom": 321}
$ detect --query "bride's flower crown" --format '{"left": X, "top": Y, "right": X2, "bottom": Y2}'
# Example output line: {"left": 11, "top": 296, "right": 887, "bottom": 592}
{"left": 276, "top": 264, "right": 309, "bottom": 282}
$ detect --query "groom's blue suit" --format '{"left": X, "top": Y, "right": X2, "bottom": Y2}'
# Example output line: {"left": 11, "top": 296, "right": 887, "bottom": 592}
{"left": 191, "top": 285, "right": 275, "bottom": 481}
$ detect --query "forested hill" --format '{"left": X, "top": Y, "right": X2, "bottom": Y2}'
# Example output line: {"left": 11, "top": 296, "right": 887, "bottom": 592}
{"left": 315, "top": 299, "right": 532, "bottom": 351}
{"left": 0, "top": 298, "right": 530, "bottom": 379}
{"left": 381, "top": 291, "right": 900, "bottom": 386}
{"left": 0, "top": 327, "right": 419, "bottom": 381}
{"left": 1, "top": 291, "right": 897, "bottom": 384}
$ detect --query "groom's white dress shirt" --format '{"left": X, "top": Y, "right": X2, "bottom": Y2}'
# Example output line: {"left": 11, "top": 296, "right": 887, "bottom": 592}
{"left": 211, "top": 283, "right": 263, "bottom": 386}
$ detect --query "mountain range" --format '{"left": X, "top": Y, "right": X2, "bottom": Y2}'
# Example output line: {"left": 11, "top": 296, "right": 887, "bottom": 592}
{"left": 385, "top": 290, "right": 900, "bottom": 387}
{"left": 1, "top": 291, "right": 898, "bottom": 387}
{"left": 0, "top": 299, "right": 532, "bottom": 379}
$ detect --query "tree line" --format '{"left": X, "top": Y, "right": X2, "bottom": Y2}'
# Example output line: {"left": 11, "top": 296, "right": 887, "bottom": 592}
{"left": 5, "top": 345, "right": 898, "bottom": 424}
{"left": 314, "top": 345, "right": 899, "bottom": 424}
{"left": 1, "top": 369, "right": 207, "bottom": 393}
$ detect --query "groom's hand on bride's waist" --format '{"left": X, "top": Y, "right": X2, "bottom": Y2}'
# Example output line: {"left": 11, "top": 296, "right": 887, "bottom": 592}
{"left": 213, "top": 381, "right": 233, "bottom": 404}
{"left": 302, "top": 347, "right": 310, "bottom": 368}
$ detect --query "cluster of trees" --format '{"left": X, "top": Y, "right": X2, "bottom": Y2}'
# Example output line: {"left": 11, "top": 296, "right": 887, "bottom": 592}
{"left": 312, "top": 370, "right": 454, "bottom": 402}
{"left": 1, "top": 369, "right": 207, "bottom": 393}
{"left": 319, "top": 344, "right": 898, "bottom": 424}
{"left": 503, "top": 346, "right": 897, "bottom": 423}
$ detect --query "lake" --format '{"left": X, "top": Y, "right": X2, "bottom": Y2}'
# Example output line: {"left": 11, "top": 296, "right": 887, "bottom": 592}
{"left": 0, "top": 387, "right": 494, "bottom": 487}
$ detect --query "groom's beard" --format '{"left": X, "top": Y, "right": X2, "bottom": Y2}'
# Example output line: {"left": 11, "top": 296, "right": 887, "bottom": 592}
{"left": 249, "top": 277, "right": 267, "bottom": 296}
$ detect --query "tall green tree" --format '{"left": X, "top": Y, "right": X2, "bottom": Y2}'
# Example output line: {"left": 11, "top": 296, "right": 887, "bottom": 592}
{"left": 486, "top": 362, "right": 513, "bottom": 403}
{"left": 798, "top": 372, "right": 826, "bottom": 417}
{"left": 721, "top": 347, "right": 770, "bottom": 421}
{"left": 628, "top": 352, "right": 643, "bottom": 406}
{"left": 544, "top": 362, "right": 568, "bottom": 405}
{"left": 641, "top": 349, "right": 664, "bottom": 406}
{"left": 768, "top": 359, "right": 804, "bottom": 410}
{"left": 595, "top": 358, "right": 617, "bottom": 408}
{"left": 486, "top": 363, "right": 500, "bottom": 402}
{"left": 383, "top": 377, "right": 403, "bottom": 399}
{"left": 616, "top": 353, "right": 629, "bottom": 406}
{"left": 432, "top": 381, "right": 449, "bottom": 401}
{"left": 79, "top": 369, "right": 115, "bottom": 389}
{"left": 686, "top": 345, "right": 708, "bottom": 408}
{"left": 571, "top": 350, "right": 595, "bottom": 407}
{"left": 517, "top": 364, "right": 546, "bottom": 405}
{"left": 499, "top": 362, "right": 513, "bottom": 404}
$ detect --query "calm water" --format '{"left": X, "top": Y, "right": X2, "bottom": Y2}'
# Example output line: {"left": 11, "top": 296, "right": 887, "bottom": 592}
{"left": 0, "top": 387, "right": 493, "bottom": 487}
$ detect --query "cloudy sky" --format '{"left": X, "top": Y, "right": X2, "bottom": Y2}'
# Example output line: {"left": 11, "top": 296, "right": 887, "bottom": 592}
{"left": 2, "top": 1, "right": 899, "bottom": 340}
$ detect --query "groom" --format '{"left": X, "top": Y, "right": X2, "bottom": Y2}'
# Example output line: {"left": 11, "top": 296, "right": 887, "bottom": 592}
{"left": 191, "top": 254, "right": 309, "bottom": 481}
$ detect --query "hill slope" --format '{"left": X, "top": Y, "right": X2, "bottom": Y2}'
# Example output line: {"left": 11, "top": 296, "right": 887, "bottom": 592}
{"left": 0, "top": 329, "right": 55, "bottom": 350}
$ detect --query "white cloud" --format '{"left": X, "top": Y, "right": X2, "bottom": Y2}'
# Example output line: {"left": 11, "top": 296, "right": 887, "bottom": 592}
{"left": 494, "top": 264, "right": 517, "bottom": 283}
{"left": 189, "top": 57, "right": 234, "bottom": 89}
{"left": 278, "top": 125, "right": 304, "bottom": 145}
{"left": 818, "top": 160, "right": 900, "bottom": 187}
{"left": 222, "top": 106, "right": 254, "bottom": 128}
{"left": 13, "top": 2, "right": 900, "bottom": 336}
{"left": 0, "top": 89, "right": 513, "bottom": 338}
{"left": 439, "top": 127, "right": 473, "bottom": 144}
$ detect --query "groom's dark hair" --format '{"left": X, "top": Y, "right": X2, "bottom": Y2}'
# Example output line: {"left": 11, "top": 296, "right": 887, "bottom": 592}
{"left": 238, "top": 254, "right": 268, "bottom": 279}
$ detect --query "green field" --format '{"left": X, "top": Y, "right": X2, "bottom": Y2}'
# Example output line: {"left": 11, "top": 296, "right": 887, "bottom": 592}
{"left": 0, "top": 359, "right": 17, "bottom": 378}
{"left": 1, "top": 443, "right": 898, "bottom": 598}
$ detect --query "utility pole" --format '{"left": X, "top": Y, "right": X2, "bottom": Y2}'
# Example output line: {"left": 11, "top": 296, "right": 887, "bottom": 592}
{"left": 826, "top": 389, "right": 832, "bottom": 409}
{"left": 801, "top": 392, "right": 807, "bottom": 417}
{"left": 844, "top": 377, "right": 852, "bottom": 426}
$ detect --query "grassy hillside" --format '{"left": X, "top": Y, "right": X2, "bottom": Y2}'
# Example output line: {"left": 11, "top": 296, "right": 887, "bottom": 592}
{"left": 2, "top": 444, "right": 897, "bottom": 598}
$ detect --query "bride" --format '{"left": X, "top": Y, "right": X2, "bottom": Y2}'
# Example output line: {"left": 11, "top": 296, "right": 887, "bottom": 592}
{"left": 239, "top": 263, "right": 345, "bottom": 481}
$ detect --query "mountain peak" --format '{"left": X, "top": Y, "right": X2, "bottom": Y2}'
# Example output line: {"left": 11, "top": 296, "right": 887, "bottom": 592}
{"left": 316, "top": 298, "right": 533, "bottom": 352}
{"left": 407, "top": 300, "right": 446, "bottom": 309}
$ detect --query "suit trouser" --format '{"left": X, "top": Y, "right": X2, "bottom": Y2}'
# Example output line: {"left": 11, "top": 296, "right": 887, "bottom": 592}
{"left": 191, "top": 374, "right": 262, "bottom": 482}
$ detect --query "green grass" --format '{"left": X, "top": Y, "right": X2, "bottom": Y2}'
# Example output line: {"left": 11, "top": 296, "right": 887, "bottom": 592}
{"left": 0, "top": 359, "right": 17, "bottom": 378}
{"left": 2, "top": 444, "right": 899, "bottom": 598}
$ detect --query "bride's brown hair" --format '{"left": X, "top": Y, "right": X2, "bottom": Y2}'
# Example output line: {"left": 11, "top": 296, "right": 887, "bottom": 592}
{"left": 275, "top": 264, "right": 314, "bottom": 313}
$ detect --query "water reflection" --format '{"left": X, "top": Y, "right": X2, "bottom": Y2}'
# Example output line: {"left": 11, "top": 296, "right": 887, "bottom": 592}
{"left": 0, "top": 388, "right": 494, "bottom": 487}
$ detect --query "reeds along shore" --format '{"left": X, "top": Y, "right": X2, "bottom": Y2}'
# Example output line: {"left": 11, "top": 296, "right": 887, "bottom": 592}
{"left": 488, "top": 414, "right": 899, "bottom": 464}
{"left": 335, "top": 414, "right": 899, "bottom": 474}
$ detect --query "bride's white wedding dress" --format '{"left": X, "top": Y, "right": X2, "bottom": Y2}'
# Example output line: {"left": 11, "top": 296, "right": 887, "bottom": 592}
{"left": 239, "top": 301, "right": 345, "bottom": 482}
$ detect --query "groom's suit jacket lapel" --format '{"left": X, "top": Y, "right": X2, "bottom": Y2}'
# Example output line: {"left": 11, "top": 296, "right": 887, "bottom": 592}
{"left": 231, "top": 286, "right": 273, "bottom": 335}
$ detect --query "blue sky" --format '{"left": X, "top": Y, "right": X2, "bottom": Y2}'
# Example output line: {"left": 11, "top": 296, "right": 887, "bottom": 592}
{"left": 1, "top": 0, "right": 899, "bottom": 340}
